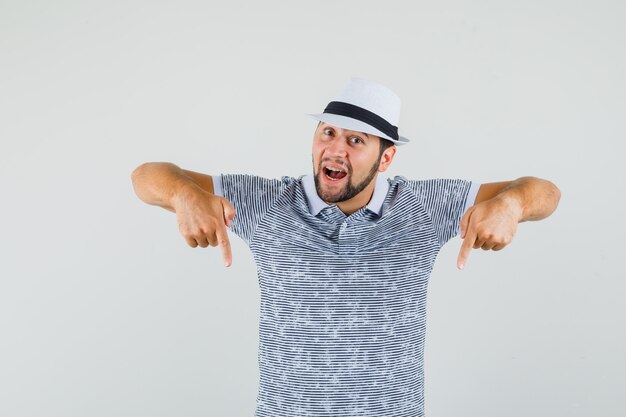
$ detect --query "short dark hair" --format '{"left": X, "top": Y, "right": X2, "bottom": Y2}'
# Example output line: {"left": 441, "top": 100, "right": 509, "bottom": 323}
{"left": 378, "top": 137, "right": 395, "bottom": 158}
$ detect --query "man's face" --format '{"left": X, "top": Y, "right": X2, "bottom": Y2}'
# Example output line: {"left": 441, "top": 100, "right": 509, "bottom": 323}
{"left": 311, "top": 121, "right": 384, "bottom": 204}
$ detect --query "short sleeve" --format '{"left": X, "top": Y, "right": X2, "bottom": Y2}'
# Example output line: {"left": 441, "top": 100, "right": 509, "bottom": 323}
{"left": 406, "top": 178, "right": 474, "bottom": 248}
{"left": 212, "top": 173, "right": 290, "bottom": 245}
{"left": 464, "top": 181, "right": 481, "bottom": 213}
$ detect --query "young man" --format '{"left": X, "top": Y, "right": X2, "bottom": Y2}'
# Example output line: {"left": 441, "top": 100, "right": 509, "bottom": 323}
{"left": 131, "top": 78, "right": 560, "bottom": 417}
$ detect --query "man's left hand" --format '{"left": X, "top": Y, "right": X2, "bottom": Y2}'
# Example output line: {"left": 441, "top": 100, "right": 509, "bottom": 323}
{"left": 457, "top": 195, "right": 523, "bottom": 270}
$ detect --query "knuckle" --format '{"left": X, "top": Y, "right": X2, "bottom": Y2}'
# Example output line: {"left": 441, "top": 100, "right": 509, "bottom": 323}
{"left": 496, "top": 236, "right": 509, "bottom": 245}
{"left": 207, "top": 216, "right": 220, "bottom": 231}
{"left": 199, "top": 222, "right": 214, "bottom": 235}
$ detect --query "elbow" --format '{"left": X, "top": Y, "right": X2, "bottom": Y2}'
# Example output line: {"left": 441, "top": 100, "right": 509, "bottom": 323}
{"left": 532, "top": 177, "right": 562, "bottom": 218}
{"left": 548, "top": 179, "right": 561, "bottom": 204}
{"left": 554, "top": 183, "right": 561, "bottom": 201}
{"left": 131, "top": 166, "right": 143, "bottom": 188}
{"left": 553, "top": 182, "right": 561, "bottom": 207}
{"left": 131, "top": 162, "right": 157, "bottom": 182}
{"left": 531, "top": 176, "right": 561, "bottom": 203}
{"left": 546, "top": 180, "right": 561, "bottom": 216}
{"left": 130, "top": 162, "right": 154, "bottom": 193}
{"left": 132, "top": 161, "right": 151, "bottom": 173}
{"left": 130, "top": 165, "right": 145, "bottom": 199}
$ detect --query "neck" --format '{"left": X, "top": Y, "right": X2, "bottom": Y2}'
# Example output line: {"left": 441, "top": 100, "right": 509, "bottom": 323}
{"left": 335, "top": 176, "right": 377, "bottom": 216}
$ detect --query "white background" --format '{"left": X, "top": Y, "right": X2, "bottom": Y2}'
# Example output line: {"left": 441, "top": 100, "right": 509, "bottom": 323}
{"left": 1, "top": 1, "right": 624, "bottom": 416}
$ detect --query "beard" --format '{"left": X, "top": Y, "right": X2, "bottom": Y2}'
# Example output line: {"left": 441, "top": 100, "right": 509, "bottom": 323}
{"left": 312, "top": 155, "right": 380, "bottom": 204}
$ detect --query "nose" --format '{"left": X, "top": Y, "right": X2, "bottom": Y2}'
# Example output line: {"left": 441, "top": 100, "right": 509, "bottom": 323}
{"left": 325, "top": 135, "right": 349, "bottom": 158}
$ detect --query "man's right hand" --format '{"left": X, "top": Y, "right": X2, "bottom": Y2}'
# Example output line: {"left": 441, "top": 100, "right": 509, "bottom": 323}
{"left": 172, "top": 184, "right": 237, "bottom": 267}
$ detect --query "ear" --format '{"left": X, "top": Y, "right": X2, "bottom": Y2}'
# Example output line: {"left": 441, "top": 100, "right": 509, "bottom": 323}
{"left": 378, "top": 145, "right": 397, "bottom": 171}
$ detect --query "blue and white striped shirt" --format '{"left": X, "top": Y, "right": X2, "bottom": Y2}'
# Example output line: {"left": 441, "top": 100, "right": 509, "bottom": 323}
{"left": 213, "top": 172, "right": 479, "bottom": 417}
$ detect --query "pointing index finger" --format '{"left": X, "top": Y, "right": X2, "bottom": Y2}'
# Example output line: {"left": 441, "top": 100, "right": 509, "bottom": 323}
{"left": 457, "top": 226, "right": 476, "bottom": 270}
{"left": 215, "top": 221, "right": 232, "bottom": 267}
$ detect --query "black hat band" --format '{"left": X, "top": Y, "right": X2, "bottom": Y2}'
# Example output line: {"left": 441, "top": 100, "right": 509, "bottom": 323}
{"left": 323, "top": 101, "right": 399, "bottom": 141}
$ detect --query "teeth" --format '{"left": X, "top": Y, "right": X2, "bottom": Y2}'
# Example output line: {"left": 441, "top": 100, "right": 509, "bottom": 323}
{"left": 325, "top": 165, "right": 346, "bottom": 172}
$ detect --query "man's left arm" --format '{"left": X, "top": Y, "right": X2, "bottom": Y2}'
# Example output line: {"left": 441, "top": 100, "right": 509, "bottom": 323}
{"left": 457, "top": 176, "right": 561, "bottom": 270}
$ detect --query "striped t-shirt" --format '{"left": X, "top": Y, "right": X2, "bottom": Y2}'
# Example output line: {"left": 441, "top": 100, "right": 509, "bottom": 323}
{"left": 213, "top": 172, "right": 479, "bottom": 417}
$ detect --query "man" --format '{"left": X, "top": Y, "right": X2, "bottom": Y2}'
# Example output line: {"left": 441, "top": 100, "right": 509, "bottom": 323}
{"left": 131, "top": 78, "right": 560, "bottom": 417}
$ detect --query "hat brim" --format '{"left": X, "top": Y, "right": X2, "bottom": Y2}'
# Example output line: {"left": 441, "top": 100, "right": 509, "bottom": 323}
{"left": 306, "top": 113, "right": 410, "bottom": 146}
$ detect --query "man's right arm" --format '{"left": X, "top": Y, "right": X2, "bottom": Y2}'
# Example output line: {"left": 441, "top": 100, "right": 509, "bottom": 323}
{"left": 130, "top": 162, "right": 213, "bottom": 213}
{"left": 130, "top": 162, "right": 237, "bottom": 267}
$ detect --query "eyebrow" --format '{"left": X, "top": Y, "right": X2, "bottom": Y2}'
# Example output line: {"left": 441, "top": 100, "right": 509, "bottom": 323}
{"left": 321, "top": 123, "right": 370, "bottom": 140}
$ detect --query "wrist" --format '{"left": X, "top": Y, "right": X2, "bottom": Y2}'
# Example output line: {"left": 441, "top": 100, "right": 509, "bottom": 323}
{"left": 171, "top": 180, "right": 201, "bottom": 211}
{"left": 494, "top": 189, "right": 525, "bottom": 222}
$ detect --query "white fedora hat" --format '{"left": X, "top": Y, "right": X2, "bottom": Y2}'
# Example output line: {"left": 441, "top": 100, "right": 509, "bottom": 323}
{"left": 307, "top": 77, "right": 410, "bottom": 146}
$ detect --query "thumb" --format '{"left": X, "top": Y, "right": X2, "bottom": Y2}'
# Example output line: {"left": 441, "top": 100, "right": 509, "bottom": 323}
{"left": 459, "top": 207, "right": 472, "bottom": 239}
{"left": 220, "top": 198, "right": 236, "bottom": 227}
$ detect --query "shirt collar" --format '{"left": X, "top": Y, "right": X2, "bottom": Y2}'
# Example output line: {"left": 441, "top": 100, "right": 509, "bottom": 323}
{"left": 302, "top": 172, "right": 389, "bottom": 217}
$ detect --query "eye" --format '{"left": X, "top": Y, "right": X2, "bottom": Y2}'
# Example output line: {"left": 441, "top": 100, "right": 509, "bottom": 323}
{"left": 323, "top": 128, "right": 333, "bottom": 136}
{"left": 351, "top": 136, "right": 364, "bottom": 144}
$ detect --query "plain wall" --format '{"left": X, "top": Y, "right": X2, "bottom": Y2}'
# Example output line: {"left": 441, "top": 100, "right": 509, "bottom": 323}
{"left": 1, "top": 0, "right": 624, "bottom": 416}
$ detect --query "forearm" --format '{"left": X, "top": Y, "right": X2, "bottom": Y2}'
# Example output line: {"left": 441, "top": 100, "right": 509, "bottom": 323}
{"left": 494, "top": 176, "right": 561, "bottom": 222}
{"left": 130, "top": 162, "right": 202, "bottom": 212}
